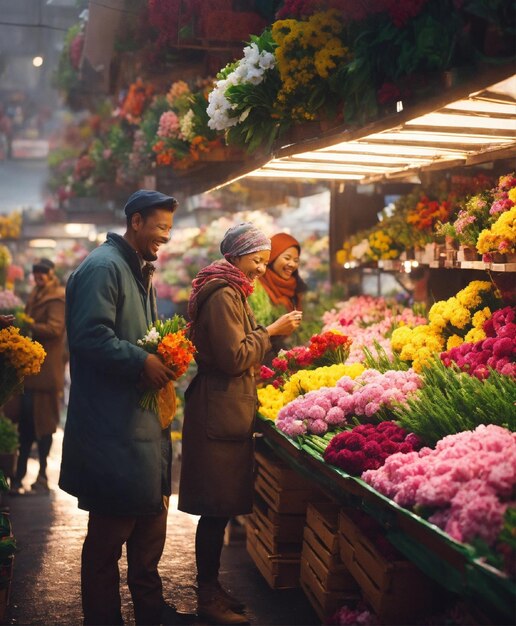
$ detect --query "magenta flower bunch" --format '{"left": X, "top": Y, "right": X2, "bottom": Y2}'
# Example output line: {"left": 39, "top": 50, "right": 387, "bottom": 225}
{"left": 327, "top": 603, "right": 378, "bottom": 626}
{"left": 362, "top": 424, "right": 515, "bottom": 545}
{"left": 323, "top": 421, "right": 421, "bottom": 475}
{"left": 276, "top": 368, "right": 422, "bottom": 436}
{"left": 441, "top": 306, "right": 516, "bottom": 379}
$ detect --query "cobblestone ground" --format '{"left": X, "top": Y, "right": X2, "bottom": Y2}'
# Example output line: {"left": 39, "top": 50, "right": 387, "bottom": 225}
{"left": 3, "top": 430, "right": 319, "bottom": 626}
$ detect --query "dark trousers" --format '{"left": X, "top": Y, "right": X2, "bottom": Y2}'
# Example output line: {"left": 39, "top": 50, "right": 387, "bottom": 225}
{"left": 195, "top": 515, "right": 229, "bottom": 584}
{"left": 81, "top": 506, "right": 168, "bottom": 626}
{"left": 14, "top": 392, "right": 52, "bottom": 482}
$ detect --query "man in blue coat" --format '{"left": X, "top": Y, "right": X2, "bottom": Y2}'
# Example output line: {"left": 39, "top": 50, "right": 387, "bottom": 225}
{"left": 60, "top": 189, "right": 178, "bottom": 625}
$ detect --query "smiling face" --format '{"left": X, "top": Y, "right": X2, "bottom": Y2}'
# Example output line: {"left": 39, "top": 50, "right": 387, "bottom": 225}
{"left": 231, "top": 250, "right": 271, "bottom": 282}
{"left": 33, "top": 270, "right": 52, "bottom": 287}
{"left": 130, "top": 207, "right": 174, "bottom": 261}
{"left": 271, "top": 246, "right": 300, "bottom": 280}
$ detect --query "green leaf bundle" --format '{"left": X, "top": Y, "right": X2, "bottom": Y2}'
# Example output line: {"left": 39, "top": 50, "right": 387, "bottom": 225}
{"left": 394, "top": 357, "right": 516, "bottom": 446}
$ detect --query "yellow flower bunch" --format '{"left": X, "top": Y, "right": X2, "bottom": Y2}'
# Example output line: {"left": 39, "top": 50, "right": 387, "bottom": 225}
{"left": 0, "top": 326, "right": 46, "bottom": 376}
{"left": 476, "top": 206, "right": 516, "bottom": 255}
{"left": 0, "top": 246, "right": 11, "bottom": 270}
{"left": 336, "top": 241, "right": 353, "bottom": 265}
{"left": 258, "top": 362, "right": 365, "bottom": 421}
{"left": 390, "top": 280, "right": 499, "bottom": 371}
{"left": 272, "top": 10, "right": 350, "bottom": 121}
{"left": 367, "top": 230, "right": 400, "bottom": 260}
{"left": 0, "top": 213, "right": 21, "bottom": 240}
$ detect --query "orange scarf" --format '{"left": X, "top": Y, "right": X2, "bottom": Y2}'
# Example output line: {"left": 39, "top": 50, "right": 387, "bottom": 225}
{"left": 259, "top": 270, "right": 301, "bottom": 312}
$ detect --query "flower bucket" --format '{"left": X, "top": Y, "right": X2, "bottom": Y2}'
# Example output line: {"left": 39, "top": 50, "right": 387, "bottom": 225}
{"left": 457, "top": 246, "right": 480, "bottom": 262}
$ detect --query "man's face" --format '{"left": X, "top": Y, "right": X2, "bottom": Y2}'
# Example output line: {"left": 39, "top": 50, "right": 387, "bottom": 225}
{"left": 132, "top": 208, "right": 174, "bottom": 262}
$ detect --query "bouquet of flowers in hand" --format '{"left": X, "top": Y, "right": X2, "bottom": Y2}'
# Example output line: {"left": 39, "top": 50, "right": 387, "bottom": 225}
{"left": 137, "top": 315, "right": 195, "bottom": 427}
{"left": 0, "top": 326, "right": 46, "bottom": 406}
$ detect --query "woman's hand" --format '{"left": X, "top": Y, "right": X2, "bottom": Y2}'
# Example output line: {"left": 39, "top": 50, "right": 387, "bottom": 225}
{"left": 266, "top": 310, "right": 302, "bottom": 337}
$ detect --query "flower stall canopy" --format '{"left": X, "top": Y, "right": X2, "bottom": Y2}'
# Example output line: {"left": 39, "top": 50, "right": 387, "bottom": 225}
{"left": 214, "top": 66, "right": 516, "bottom": 189}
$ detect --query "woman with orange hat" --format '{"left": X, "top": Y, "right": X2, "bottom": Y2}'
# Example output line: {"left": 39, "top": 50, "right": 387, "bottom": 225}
{"left": 259, "top": 232, "right": 307, "bottom": 314}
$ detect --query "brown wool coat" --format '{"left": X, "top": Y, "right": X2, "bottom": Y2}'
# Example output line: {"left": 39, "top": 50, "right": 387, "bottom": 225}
{"left": 24, "top": 276, "right": 66, "bottom": 438}
{"left": 178, "top": 282, "right": 271, "bottom": 517}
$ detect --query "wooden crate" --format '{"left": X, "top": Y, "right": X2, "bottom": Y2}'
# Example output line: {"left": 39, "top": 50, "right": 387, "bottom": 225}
{"left": 303, "top": 527, "right": 358, "bottom": 592}
{"left": 254, "top": 468, "right": 320, "bottom": 515}
{"left": 338, "top": 510, "right": 438, "bottom": 623}
{"left": 305, "top": 501, "right": 341, "bottom": 555}
{"left": 245, "top": 516, "right": 300, "bottom": 589}
{"left": 251, "top": 498, "right": 305, "bottom": 553}
{"left": 300, "top": 551, "right": 358, "bottom": 622}
{"left": 255, "top": 447, "right": 316, "bottom": 489}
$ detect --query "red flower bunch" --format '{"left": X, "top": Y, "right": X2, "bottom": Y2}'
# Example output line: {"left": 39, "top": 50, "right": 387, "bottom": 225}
{"left": 260, "top": 345, "right": 313, "bottom": 388}
{"left": 441, "top": 306, "right": 516, "bottom": 379}
{"left": 406, "top": 194, "right": 452, "bottom": 233}
{"left": 323, "top": 421, "right": 421, "bottom": 475}
{"left": 308, "top": 331, "right": 352, "bottom": 365}
{"left": 259, "top": 331, "right": 351, "bottom": 387}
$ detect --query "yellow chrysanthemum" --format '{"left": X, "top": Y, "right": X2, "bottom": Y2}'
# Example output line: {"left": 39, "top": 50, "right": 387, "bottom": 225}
{"left": 0, "top": 326, "right": 46, "bottom": 377}
{"left": 446, "top": 335, "right": 463, "bottom": 350}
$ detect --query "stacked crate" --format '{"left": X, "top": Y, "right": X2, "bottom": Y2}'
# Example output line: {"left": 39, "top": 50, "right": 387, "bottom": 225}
{"left": 300, "top": 501, "right": 360, "bottom": 621}
{"left": 338, "top": 508, "right": 439, "bottom": 624}
{"left": 246, "top": 448, "right": 321, "bottom": 589}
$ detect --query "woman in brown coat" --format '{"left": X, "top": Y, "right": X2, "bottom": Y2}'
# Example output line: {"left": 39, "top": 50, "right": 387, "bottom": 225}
{"left": 179, "top": 223, "right": 301, "bottom": 625}
{"left": 11, "top": 258, "right": 66, "bottom": 494}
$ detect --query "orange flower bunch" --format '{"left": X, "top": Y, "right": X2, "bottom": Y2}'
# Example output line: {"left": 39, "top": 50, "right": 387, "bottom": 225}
{"left": 121, "top": 78, "right": 155, "bottom": 122}
{"left": 157, "top": 330, "right": 195, "bottom": 381}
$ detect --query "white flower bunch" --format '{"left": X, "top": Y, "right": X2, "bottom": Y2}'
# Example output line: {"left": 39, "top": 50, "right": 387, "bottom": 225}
{"left": 137, "top": 326, "right": 160, "bottom": 347}
{"left": 207, "top": 42, "right": 276, "bottom": 131}
{"left": 180, "top": 109, "right": 196, "bottom": 142}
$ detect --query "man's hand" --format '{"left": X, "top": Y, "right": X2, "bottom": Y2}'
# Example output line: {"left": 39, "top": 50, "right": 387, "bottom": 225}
{"left": 140, "top": 354, "right": 175, "bottom": 390}
{"left": 0, "top": 315, "right": 15, "bottom": 328}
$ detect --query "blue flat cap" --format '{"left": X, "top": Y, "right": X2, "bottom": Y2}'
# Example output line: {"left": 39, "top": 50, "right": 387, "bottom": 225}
{"left": 124, "top": 189, "right": 178, "bottom": 216}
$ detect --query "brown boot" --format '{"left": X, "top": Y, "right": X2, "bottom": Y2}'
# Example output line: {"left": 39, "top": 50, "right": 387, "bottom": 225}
{"left": 197, "top": 582, "right": 249, "bottom": 625}
{"left": 214, "top": 582, "right": 246, "bottom": 613}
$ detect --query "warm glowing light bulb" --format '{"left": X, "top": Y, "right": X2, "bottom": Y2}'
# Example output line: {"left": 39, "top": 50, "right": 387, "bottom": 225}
{"left": 32, "top": 56, "right": 44, "bottom": 67}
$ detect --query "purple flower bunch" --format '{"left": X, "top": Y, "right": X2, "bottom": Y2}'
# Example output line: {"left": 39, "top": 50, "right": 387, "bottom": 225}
{"left": 441, "top": 306, "right": 516, "bottom": 379}
{"left": 362, "top": 424, "right": 516, "bottom": 545}
{"left": 276, "top": 369, "right": 422, "bottom": 437}
{"left": 323, "top": 421, "right": 421, "bottom": 475}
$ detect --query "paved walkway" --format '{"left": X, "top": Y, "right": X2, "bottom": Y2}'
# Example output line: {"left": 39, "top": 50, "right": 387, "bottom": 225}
{"left": 3, "top": 430, "right": 319, "bottom": 626}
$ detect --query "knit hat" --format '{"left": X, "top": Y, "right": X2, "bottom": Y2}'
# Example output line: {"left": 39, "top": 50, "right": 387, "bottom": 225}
{"left": 124, "top": 189, "right": 178, "bottom": 217}
{"left": 269, "top": 233, "right": 301, "bottom": 265}
{"left": 220, "top": 223, "right": 271, "bottom": 259}
{"left": 32, "top": 258, "right": 55, "bottom": 274}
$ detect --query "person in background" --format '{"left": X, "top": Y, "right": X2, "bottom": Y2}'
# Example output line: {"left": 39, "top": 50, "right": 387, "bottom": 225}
{"left": 259, "top": 232, "right": 306, "bottom": 314}
{"left": 252, "top": 232, "right": 307, "bottom": 361}
{"left": 59, "top": 190, "right": 178, "bottom": 626}
{"left": 179, "top": 223, "right": 301, "bottom": 625}
{"left": 10, "top": 258, "right": 66, "bottom": 495}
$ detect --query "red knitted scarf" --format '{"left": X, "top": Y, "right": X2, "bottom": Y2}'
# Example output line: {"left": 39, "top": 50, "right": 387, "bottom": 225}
{"left": 188, "top": 259, "right": 253, "bottom": 321}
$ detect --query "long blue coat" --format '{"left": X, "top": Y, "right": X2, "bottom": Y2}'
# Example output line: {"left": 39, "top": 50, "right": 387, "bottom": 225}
{"left": 59, "top": 233, "right": 172, "bottom": 516}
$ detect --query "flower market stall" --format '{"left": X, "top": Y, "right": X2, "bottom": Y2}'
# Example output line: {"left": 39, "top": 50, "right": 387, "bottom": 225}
{"left": 41, "top": 2, "right": 515, "bottom": 623}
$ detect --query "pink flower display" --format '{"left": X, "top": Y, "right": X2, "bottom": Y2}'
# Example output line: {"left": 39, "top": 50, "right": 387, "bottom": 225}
{"left": 363, "top": 424, "right": 516, "bottom": 545}
{"left": 323, "top": 421, "right": 422, "bottom": 475}
{"left": 276, "top": 369, "right": 422, "bottom": 436}
{"left": 322, "top": 296, "right": 426, "bottom": 363}
{"left": 441, "top": 306, "right": 516, "bottom": 378}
